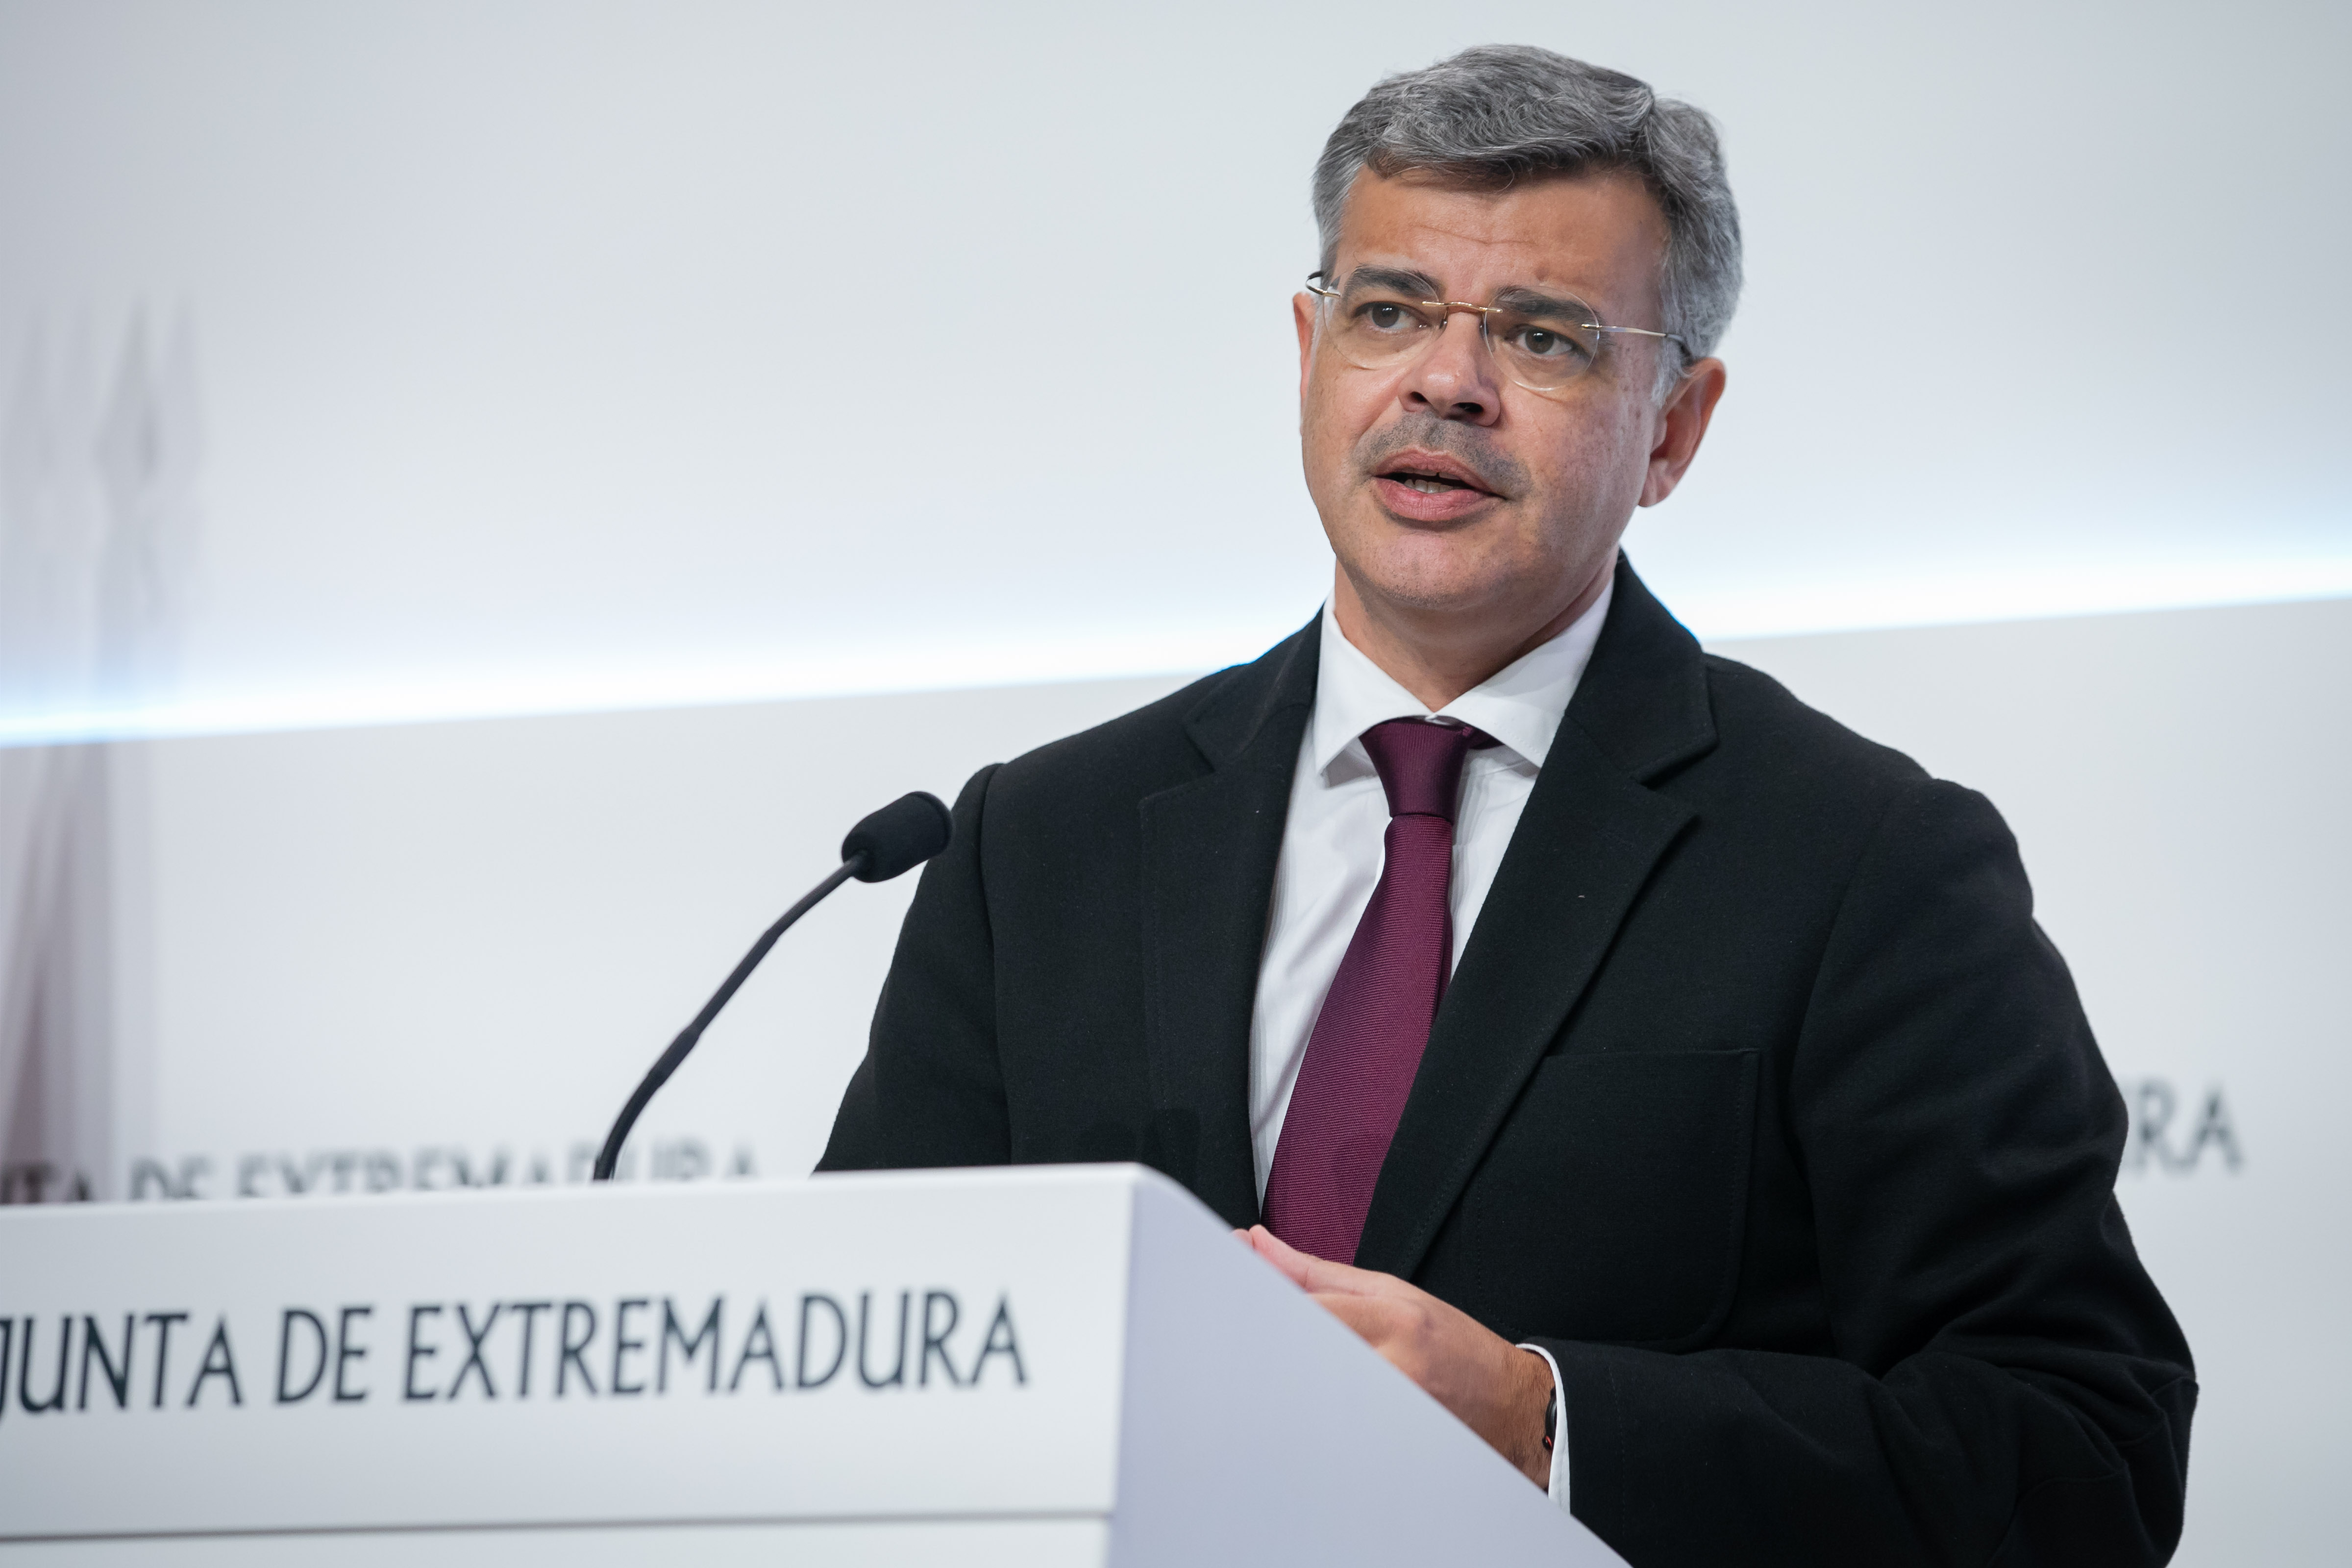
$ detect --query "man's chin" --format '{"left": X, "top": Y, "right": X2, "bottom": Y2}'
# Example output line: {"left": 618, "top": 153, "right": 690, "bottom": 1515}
{"left": 1337, "top": 546, "right": 1529, "bottom": 622}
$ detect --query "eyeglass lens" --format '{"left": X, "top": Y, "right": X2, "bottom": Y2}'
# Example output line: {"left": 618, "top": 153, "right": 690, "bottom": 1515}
{"left": 1320, "top": 280, "right": 1608, "bottom": 392}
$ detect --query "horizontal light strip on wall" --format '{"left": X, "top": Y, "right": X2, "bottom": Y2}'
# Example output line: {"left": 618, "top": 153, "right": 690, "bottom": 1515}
{"left": 4, "top": 558, "right": 2349, "bottom": 748}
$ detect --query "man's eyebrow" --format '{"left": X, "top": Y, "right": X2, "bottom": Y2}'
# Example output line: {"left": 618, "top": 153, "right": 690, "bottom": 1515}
{"left": 1342, "top": 264, "right": 1443, "bottom": 298}
{"left": 1490, "top": 283, "right": 1605, "bottom": 322}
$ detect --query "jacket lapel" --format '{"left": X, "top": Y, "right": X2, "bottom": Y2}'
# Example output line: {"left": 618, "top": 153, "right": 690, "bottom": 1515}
{"left": 1138, "top": 620, "right": 1319, "bottom": 1228}
{"left": 1353, "top": 560, "right": 1719, "bottom": 1279}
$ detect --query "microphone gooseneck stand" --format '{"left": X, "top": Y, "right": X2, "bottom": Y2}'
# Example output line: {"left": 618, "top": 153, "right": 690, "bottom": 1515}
{"left": 591, "top": 790, "right": 952, "bottom": 1183}
{"left": 591, "top": 853, "right": 865, "bottom": 1182}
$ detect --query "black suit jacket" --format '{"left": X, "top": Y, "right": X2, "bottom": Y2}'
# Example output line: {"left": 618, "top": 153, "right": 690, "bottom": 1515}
{"left": 820, "top": 559, "right": 2194, "bottom": 1567}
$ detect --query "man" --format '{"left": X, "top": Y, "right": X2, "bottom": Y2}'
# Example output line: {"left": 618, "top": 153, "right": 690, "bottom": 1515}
{"left": 821, "top": 45, "right": 2192, "bottom": 1567}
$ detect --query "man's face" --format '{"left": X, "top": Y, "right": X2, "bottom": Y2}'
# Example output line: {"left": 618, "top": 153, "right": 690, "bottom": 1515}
{"left": 1295, "top": 168, "right": 1722, "bottom": 638}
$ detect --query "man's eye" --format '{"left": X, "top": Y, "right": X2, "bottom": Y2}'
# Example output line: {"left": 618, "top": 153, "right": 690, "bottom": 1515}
{"left": 1511, "top": 324, "right": 1589, "bottom": 359}
{"left": 1359, "top": 302, "right": 1418, "bottom": 333}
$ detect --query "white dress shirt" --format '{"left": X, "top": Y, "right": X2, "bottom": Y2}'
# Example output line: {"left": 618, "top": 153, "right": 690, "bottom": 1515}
{"left": 1246, "top": 574, "right": 1614, "bottom": 1514}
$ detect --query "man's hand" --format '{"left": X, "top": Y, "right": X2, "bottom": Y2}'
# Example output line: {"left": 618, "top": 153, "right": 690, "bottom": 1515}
{"left": 1240, "top": 1224, "right": 1554, "bottom": 1486}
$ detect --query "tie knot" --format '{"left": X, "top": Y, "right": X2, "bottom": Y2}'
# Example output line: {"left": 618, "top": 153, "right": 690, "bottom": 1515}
{"left": 1359, "top": 718, "right": 1492, "bottom": 822}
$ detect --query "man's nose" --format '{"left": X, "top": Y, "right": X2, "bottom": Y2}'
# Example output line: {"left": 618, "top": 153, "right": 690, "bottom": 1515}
{"left": 1397, "top": 311, "right": 1502, "bottom": 424}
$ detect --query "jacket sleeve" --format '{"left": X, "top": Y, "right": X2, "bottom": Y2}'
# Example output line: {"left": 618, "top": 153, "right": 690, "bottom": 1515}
{"left": 817, "top": 763, "right": 1013, "bottom": 1172}
{"left": 1531, "top": 778, "right": 2195, "bottom": 1568}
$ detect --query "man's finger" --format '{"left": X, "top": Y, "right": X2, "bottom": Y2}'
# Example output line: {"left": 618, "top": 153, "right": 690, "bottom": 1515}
{"left": 1245, "top": 1224, "right": 1384, "bottom": 1296}
{"left": 1241, "top": 1224, "right": 1316, "bottom": 1287}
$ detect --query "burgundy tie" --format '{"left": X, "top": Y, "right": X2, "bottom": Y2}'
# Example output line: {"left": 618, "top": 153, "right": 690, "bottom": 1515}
{"left": 1264, "top": 717, "right": 1492, "bottom": 1263}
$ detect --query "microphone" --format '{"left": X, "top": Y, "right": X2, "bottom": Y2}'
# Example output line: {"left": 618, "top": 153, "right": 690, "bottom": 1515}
{"left": 591, "top": 791, "right": 953, "bottom": 1182}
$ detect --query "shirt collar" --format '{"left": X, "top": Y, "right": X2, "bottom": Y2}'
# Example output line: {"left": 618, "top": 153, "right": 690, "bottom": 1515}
{"left": 1310, "top": 571, "right": 1614, "bottom": 780}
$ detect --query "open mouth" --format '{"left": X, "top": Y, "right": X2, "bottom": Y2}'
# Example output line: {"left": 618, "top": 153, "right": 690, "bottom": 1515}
{"left": 1390, "top": 470, "right": 1482, "bottom": 495}
{"left": 1372, "top": 451, "right": 1501, "bottom": 502}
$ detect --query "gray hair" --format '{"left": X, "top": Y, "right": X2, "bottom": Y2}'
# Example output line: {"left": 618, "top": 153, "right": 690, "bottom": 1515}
{"left": 1312, "top": 45, "right": 1742, "bottom": 397}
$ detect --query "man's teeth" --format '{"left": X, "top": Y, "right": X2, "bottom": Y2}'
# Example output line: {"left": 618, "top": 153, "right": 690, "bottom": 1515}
{"left": 1397, "top": 474, "right": 1465, "bottom": 494}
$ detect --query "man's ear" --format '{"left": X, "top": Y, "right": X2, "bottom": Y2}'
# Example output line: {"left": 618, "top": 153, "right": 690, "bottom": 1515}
{"left": 1294, "top": 292, "right": 1318, "bottom": 402}
{"left": 1639, "top": 357, "right": 1728, "bottom": 508}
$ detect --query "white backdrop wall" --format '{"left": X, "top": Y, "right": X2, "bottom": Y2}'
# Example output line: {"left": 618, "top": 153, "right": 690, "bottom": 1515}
{"left": 12, "top": 592, "right": 2340, "bottom": 1565}
{"left": 0, "top": 0, "right": 2348, "bottom": 738}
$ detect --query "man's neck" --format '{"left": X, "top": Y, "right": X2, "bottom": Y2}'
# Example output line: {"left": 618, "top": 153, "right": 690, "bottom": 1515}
{"left": 1330, "top": 559, "right": 1615, "bottom": 711}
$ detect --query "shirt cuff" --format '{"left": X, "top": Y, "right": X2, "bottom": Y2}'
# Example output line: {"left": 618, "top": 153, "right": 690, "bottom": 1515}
{"left": 1516, "top": 1342, "right": 1571, "bottom": 1513}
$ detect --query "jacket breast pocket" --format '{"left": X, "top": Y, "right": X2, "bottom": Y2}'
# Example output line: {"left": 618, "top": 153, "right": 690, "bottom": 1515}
{"left": 1433, "top": 1048, "right": 1758, "bottom": 1349}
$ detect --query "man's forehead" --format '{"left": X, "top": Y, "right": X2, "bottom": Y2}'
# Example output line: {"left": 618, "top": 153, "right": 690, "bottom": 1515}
{"left": 1332, "top": 168, "right": 1667, "bottom": 306}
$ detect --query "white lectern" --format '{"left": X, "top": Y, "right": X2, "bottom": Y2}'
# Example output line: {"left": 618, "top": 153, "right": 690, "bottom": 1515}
{"left": 0, "top": 1165, "right": 1625, "bottom": 1565}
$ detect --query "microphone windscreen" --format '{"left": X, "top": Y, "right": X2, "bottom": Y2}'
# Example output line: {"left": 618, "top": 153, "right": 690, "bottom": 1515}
{"left": 841, "top": 791, "right": 953, "bottom": 882}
